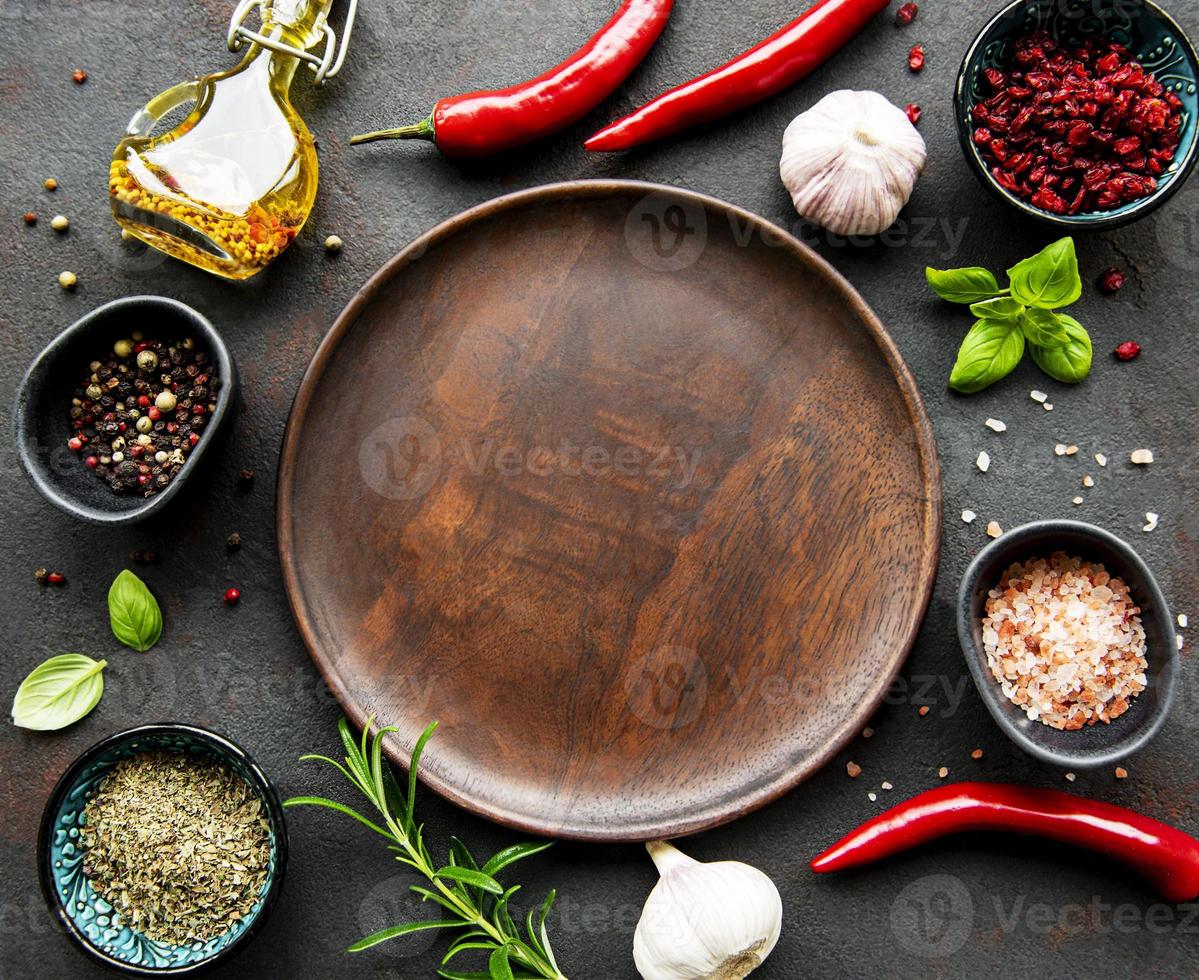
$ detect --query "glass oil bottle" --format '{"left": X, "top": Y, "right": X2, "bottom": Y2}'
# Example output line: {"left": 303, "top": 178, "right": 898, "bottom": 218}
{"left": 110, "top": 0, "right": 356, "bottom": 280}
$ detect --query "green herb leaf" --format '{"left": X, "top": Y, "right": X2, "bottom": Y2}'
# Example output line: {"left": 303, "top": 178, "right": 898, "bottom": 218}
{"left": 489, "top": 945, "right": 516, "bottom": 980}
{"left": 1019, "top": 308, "right": 1072, "bottom": 348}
{"left": 435, "top": 866, "right": 504, "bottom": 896}
{"left": 481, "top": 842, "right": 555, "bottom": 879}
{"left": 107, "top": 570, "right": 163, "bottom": 652}
{"left": 11, "top": 653, "right": 107, "bottom": 730}
{"left": 1029, "top": 313, "right": 1093, "bottom": 383}
{"left": 1007, "top": 237, "right": 1082, "bottom": 309}
{"left": 969, "top": 296, "right": 1024, "bottom": 320}
{"left": 925, "top": 266, "right": 1003, "bottom": 304}
{"left": 948, "top": 319, "right": 1026, "bottom": 393}
{"left": 348, "top": 920, "right": 459, "bottom": 953}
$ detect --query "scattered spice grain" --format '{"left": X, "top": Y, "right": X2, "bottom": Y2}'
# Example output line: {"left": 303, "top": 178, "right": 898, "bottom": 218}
{"left": 918, "top": 705, "right": 930, "bottom": 717}
{"left": 1115, "top": 766, "right": 1128, "bottom": 779}
{"left": 23, "top": 211, "right": 37, "bottom": 225}
{"left": 846, "top": 762, "right": 862, "bottom": 778}
{"left": 73, "top": 69, "right": 88, "bottom": 84}
{"left": 986, "top": 521, "right": 1003, "bottom": 538}
{"left": 971, "top": 748, "right": 984, "bottom": 760}
{"left": 44, "top": 178, "right": 58, "bottom": 191}
{"left": 1130, "top": 449, "right": 1154, "bottom": 465}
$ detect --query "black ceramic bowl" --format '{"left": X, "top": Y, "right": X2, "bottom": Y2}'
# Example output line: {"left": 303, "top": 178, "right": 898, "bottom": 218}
{"left": 14, "top": 296, "right": 237, "bottom": 525}
{"left": 959, "top": 520, "right": 1178, "bottom": 768}
{"left": 955, "top": 0, "right": 1199, "bottom": 230}
{"left": 38, "top": 724, "right": 287, "bottom": 976}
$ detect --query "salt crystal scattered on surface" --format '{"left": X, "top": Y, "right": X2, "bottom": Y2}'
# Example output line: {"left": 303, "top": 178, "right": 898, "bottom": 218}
{"left": 986, "top": 521, "right": 1003, "bottom": 538}
{"left": 1179, "top": 614, "right": 1189, "bottom": 629}
{"left": 1143, "top": 513, "right": 1159, "bottom": 532}
{"left": 962, "top": 510, "right": 977, "bottom": 524}
{"left": 1095, "top": 453, "right": 1107, "bottom": 467}
{"left": 1131, "top": 449, "right": 1155, "bottom": 465}
{"left": 985, "top": 418, "right": 1007, "bottom": 432}
{"left": 868, "top": 792, "right": 877, "bottom": 802}
{"left": 1083, "top": 475, "right": 1094, "bottom": 488}
{"left": 977, "top": 451, "right": 991, "bottom": 472}
{"left": 1066, "top": 445, "right": 1079, "bottom": 456}
{"left": 1055, "top": 444, "right": 1068, "bottom": 456}
{"left": 1043, "top": 403, "right": 1054, "bottom": 411}
{"left": 1065, "top": 772, "right": 1076, "bottom": 782}
{"left": 1178, "top": 635, "right": 1185, "bottom": 650}
{"left": 938, "top": 766, "right": 949, "bottom": 779}
{"left": 1072, "top": 496, "right": 1084, "bottom": 505}
{"left": 1031, "top": 390, "right": 1048, "bottom": 403}
{"left": 881, "top": 781, "right": 893, "bottom": 791}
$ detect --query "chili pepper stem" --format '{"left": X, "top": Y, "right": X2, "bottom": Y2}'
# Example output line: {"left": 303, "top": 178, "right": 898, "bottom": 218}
{"left": 350, "top": 114, "right": 436, "bottom": 145}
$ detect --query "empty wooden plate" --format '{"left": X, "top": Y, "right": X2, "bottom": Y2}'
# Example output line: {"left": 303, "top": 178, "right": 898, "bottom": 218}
{"left": 278, "top": 181, "right": 941, "bottom": 841}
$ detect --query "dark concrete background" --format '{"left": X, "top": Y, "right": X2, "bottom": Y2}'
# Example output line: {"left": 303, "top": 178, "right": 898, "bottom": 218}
{"left": 1, "top": 1, "right": 1197, "bottom": 977}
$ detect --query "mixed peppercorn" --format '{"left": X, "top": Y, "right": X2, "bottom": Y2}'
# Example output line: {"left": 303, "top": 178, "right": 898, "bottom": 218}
{"left": 972, "top": 32, "right": 1183, "bottom": 216}
{"left": 68, "top": 334, "right": 220, "bottom": 496}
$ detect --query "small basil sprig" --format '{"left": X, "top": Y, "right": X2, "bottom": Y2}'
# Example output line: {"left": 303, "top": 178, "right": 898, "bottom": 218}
{"left": 108, "top": 570, "right": 163, "bottom": 652}
{"left": 927, "top": 237, "right": 1093, "bottom": 393}
{"left": 11, "top": 654, "right": 107, "bottom": 730}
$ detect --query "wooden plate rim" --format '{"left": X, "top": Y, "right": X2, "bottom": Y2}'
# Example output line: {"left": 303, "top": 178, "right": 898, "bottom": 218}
{"left": 276, "top": 179, "right": 943, "bottom": 841}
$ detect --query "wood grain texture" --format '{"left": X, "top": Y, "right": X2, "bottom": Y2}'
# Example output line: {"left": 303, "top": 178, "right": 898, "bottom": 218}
{"left": 277, "top": 181, "right": 941, "bottom": 841}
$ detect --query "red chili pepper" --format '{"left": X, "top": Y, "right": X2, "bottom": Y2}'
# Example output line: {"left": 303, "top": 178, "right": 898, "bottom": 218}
{"left": 585, "top": 0, "right": 889, "bottom": 152}
{"left": 351, "top": 0, "right": 673, "bottom": 157}
{"left": 811, "top": 783, "right": 1199, "bottom": 902}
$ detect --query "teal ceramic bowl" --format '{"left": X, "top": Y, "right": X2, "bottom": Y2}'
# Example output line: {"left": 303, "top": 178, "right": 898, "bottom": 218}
{"left": 956, "top": 0, "right": 1199, "bottom": 229}
{"left": 38, "top": 725, "right": 287, "bottom": 975}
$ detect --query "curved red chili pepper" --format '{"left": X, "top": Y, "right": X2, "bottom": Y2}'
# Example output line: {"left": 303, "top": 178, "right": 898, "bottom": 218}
{"left": 352, "top": 0, "right": 673, "bottom": 157}
{"left": 810, "top": 783, "right": 1199, "bottom": 903}
{"left": 585, "top": 0, "right": 889, "bottom": 152}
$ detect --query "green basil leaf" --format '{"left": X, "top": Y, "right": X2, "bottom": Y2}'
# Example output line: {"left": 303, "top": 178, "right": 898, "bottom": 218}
{"left": 107, "top": 569, "right": 163, "bottom": 652}
{"left": 11, "top": 653, "right": 107, "bottom": 730}
{"left": 1019, "top": 308, "right": 1072, "bottom": 348}
{"left": 1029, "top": 313, "right": 1092, "bottom": 383}
{"left": 948, "top": 319, "right": 1026, "bottom": 394}
{"left": 925, "top": 266, "right": 1003, "bottom": 304}
{"left": 1007, "top": 237, "right": 1082, "bottom": 309}
{"left": 970, "top": 296, "right": 1024, "bottom": 320}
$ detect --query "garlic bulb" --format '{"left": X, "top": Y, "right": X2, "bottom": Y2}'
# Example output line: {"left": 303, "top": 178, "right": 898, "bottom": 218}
{"left": 780, "top": 89, "right": 926, "bottom": 236}
{"left": 633, "top": 840, "right": 782, "bottom": 980}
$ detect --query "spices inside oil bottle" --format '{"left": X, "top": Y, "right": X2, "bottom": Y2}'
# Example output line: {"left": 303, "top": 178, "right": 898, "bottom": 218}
{"left": 110, "top": 0, "right": 353, "bottom": 279}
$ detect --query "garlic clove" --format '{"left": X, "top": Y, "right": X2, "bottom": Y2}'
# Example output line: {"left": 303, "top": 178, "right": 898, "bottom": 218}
{"left": 633, "top": 840, "right": 782, "bottom": 980}
{"left": 780, "top": 89, "right": 927, "bottom": 237}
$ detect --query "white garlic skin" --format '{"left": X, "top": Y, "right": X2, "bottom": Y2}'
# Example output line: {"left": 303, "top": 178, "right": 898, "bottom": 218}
{"left": 633, "top": 841, "right": 782, "bottom": 980}
{"left": 780, "top": 89, "right": 927, "bottom": 237}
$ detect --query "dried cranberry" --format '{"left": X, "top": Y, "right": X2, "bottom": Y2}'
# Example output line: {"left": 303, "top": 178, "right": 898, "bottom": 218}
{"left": 1099, "top": 267, "right": 1126, "bottom": 293}
{"left": 896, "top": 2, "right": 918, "bottom": 26}
{"left": 224, "top": 587, "right": 241, "bottom": 606}
{"left": 905, "top": 103, "right": 922, "bottom": 125}
{"left": 1114, "top": 341, "right": 1141, "bottom": 361}
{"left": 908, "top": 44, "right": 925, "bottom": 73}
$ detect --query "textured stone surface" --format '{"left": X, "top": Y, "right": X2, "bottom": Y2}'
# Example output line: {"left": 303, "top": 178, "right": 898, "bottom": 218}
{"left": 1, "top": 2, "right": 1197, "bottom": 977}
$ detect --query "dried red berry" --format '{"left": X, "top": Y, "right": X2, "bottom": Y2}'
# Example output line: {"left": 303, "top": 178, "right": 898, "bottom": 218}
{"left": 84, "top": 455, "right": 99, "bottom": 469}
{"left": 23, "top": 211, "right": 37, "bottom": 225}
{"left": 72, "top": 69, "right": 88, "bottom": 84}
{"left": 224, "top": 587, "right": 241, "bottom": 605}
{"left": 1099, "top": 267, "right": 1126, "bottom": 293}
{"left": 905, "top": 103, "right": 922, "bottom": 125}
{"left": 896, "top": 2, "right": 918, "bottom": 26}
{"left": 908, "top": 44, "right": 925, "bottom": 73}
{"left": 1114, "top": 341, "right": 1141, "bottom": 361}
{"left": 47, "top": 572, "right": 66, "bottom": 585}
{"left": 971, "top": 31, "right": 1181, "bottom": 215}
{"left": 67, "top": 436, "right": 83, "bottom": 451}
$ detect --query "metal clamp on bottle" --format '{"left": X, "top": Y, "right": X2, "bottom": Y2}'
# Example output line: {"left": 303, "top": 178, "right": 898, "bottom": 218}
{"left": 226, "top": 0, "right": 358, "bottom": 85}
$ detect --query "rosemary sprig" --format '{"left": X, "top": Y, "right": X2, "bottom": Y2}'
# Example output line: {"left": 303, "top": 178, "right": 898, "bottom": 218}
{"left": 284, "top": 717, "right": 568, "bottom": 980}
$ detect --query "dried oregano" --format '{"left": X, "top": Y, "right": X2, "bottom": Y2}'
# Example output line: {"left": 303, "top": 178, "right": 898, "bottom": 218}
{"left": 82, "top": 751, "right": 271, "bottom": 945}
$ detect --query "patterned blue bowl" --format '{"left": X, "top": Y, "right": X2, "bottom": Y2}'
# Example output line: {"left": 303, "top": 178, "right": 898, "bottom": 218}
{"left": 955, "top": 0, "right": 1199, "bottom": 229}
{"left": 38, "top": 725, "right": 287, "bottom": 976}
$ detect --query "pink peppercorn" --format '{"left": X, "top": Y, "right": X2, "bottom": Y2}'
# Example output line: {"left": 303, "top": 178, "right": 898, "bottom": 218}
{"left": 896, "top": 2, "right": 918, "bottom": 26}
{"left": 1114, "top": 341, "right": 1141, "bottom": 361}
{"left": 908, "top": 44, "right": 925, "bottom": 73}
{"left": 905, "top": 103, "right": 922, "bottom": 125}
{"left": 224, "top": 587, "right": 241, "bottom": 605}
